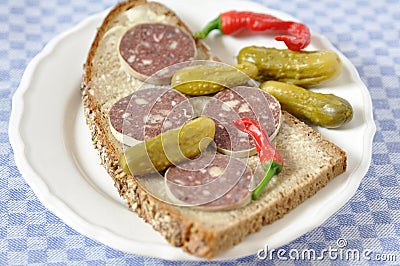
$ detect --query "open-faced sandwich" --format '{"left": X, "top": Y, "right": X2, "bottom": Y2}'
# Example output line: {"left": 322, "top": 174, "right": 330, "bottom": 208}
{"left": 81, "top": 0, "right": 352, "bottom": 259}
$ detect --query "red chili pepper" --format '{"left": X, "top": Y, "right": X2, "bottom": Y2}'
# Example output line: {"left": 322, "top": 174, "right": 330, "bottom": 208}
{"left": 233, "top": 118, "right": 283, "bottom": 200}
{"left": 194, "top": 11, "right": 311, "bottom": 51}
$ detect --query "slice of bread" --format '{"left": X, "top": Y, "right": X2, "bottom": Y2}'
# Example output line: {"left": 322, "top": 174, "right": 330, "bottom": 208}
{"left": 81, "top": 0, "right": 347, "bottom": 259}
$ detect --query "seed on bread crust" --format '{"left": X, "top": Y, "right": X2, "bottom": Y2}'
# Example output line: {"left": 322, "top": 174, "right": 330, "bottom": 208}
{"left": 81, "top": 0, "right": 347, "bottom": 260}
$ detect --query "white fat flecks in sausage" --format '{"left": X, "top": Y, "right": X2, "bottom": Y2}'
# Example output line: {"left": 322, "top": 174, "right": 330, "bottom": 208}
{"left": 218, "top": 113, "right": 227, "bottom": 118}
{"left": 123, "top": 120, "right": 131, "bottom": 127}
{"left": 203, "top": 86, "right": 282, "bottom": 158}
{"left": 172, "top": 178, "right": 186, "bottom": 186}
{"left": 127, "top": 55, "right": 136, "bottom": 64}
{"left": 221, "top": 102, "right": 231, "bottom": 112}
{"left": 165, "top": 154, "right": 252, "bottom": 210}
{"left": 169, "top": 41, "right": 178, "bottom": 49}
{"left": 134, "top": 98, "right": 149, "bottom": 105}
{"left": 202, "top": 190, "right": 211, "bottom": 196}
{"left": 209, "top": 166, "right": 223, "bottom": 178}
{"left": 183, "top": 108, "right": 190, "bottom": 118}
{"left": 108, "top": 88, "right": 193, "bottom": 146}
{"left": 158, "top": 109, "right": 170, "bottom": 116}
{"left": 119, "top": 23, "right": 196, "bottom": 84}
{"left": 225, "top": 100, "right": 240, "bottom": 109}
{"left": 147, "top": 114, "right": 164, "bottom": 124}
{"left": 153, "top": 32, "right": 164, "bottom": 42}
{"left": 134, "top": 42, "right": 151, "bottom": 54}
{"left": 238, "top": 103, "right": 251, "bottom": 113}
{"left": 141, "top": 59, "right": 153, "bottom": 65}
{"left": 162, "top": 120, "right": 173, "bottom": 130}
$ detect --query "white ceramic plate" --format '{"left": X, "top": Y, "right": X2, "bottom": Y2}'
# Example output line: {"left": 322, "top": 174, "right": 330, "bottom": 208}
{"left": 9, "top": 0, "right": 376, "bottom": 261}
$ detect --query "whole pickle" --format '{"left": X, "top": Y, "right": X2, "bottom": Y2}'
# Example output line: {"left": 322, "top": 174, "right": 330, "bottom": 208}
{"left": 119, "top": 116, "right": 215, "bottom": 176}
{"left": 238, "top": 46, "right": 342, "bottom": 87}
{"left": 171, "top": 62, "right": 258, "bottom": 96}
{"left": 260, "top": 81, "right": 353, "bottom": 128}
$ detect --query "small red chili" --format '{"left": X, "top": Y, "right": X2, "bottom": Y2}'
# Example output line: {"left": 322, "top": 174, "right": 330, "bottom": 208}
{"left": 233, "top": 118, "right": 283, "bottom": 200}
{"left": 195, "top": 11, "right": 311, "bottom": 51}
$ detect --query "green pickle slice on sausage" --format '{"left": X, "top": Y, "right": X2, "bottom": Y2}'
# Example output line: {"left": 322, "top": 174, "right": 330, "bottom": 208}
{"left": 171, "top": 62, "right": 258, "bottom": 96}
{"left": 238, "top": 46, "right": 342, "bottom": 87}
{"left": 119, "top": 116, "right": 216, "bottom": 176}
{"left": 260, "top": 81, "right": 353, "bottom": 128}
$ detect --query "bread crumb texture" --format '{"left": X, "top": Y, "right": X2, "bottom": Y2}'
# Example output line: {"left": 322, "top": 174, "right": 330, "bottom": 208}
{"left": 81, "top": 0, "right": 347, "bottom": 259}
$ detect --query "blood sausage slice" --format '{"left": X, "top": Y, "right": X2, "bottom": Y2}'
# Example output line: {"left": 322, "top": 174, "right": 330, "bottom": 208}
{"left": 108, "top": 88, "right": 193, "bottom": 146}
{"left": 203, "top": 86, "right": 281, "bottom": 157}
{"left": 165, "top": 154, "right": 252, "bottom": 210}
{"left": 118, "top": 23, "right": 196, "bottom": 84}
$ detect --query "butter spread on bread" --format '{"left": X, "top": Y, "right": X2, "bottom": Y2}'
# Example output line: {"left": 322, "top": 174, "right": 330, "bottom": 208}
{"left": 81, "top": 0, "right": 347, "bottom": 259}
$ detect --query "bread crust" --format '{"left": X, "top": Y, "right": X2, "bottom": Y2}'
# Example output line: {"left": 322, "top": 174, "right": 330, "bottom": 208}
{"left": 81, "top": 0, "right": 347, "bottom": 259}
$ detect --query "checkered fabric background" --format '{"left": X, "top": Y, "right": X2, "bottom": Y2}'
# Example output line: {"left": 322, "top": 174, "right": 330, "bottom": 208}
{"left": 1, "top": 0, "right": 399, "bottom": 265}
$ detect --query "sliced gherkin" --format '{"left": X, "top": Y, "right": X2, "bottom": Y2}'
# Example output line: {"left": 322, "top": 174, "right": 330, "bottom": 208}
{"left": 119, "top": 116, "right": 216, "bottom": 176}
{"left": 238, "top": 46, "right": 342, "bottom": 87}
{"left": 260, "top": 81, "right": 353, "bottom": 128}
{"left": 171, "top": 62, "right": 258, "bottom": 96}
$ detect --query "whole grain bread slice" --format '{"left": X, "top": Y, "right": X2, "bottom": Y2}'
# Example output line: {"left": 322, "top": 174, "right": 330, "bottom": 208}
{"left": 81, "top": 0, "right": 347, "bottom": 259}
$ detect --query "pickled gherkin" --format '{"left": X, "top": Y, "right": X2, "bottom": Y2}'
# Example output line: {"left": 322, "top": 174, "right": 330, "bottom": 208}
{"left": 238, "top": 46, "right": 342, "bottom": 87}
{"left": 171, "top": 62, "right": 258, "bottom": 96}
{"left": 260, "top": 81, "right": 353, "bottom": 128}
{"left": 119, "top": 117, "right": 215, "bottom": 176}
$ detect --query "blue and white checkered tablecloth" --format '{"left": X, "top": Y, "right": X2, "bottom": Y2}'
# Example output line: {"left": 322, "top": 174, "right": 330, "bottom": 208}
{"left": 1, "top": 0, "right": 400, "bottom": 265}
